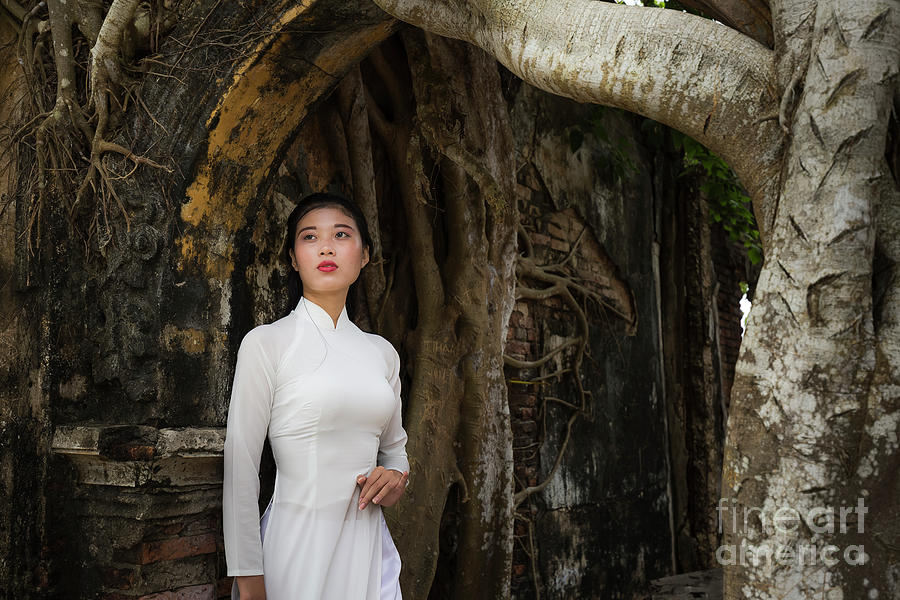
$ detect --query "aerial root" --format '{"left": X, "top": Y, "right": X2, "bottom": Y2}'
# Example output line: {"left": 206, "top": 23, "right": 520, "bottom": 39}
{"left": 507, "top": 222, "right": 637, "bottom": 509}
{"left": 14, "top": 0, "right": 175, "bottom": 252}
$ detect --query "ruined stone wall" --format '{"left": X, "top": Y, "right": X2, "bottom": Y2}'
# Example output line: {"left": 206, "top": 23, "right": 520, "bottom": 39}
{"left": 505, "top": 84, "right": 673, "bottom": 598}
{"left": 1, "top": 22, "right": 743, "bottom": 596}
{"left": 504, "top": 81, "right": 743, "bottom": 598}
{"left": 0, "top": 14, "right": 48, "bottom": 597}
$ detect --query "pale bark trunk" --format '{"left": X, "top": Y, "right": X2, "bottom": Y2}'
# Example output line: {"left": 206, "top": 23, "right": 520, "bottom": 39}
{"left": 723, "top": 1, "right": 900, "bottom": 597}
{"left": 370, "top": 0, "right": 783, "bottom": 241}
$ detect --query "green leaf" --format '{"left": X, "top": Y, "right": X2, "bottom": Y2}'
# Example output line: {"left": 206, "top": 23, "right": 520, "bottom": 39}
{"left": 748, "top": 247, "right": 762, "bottom": 264}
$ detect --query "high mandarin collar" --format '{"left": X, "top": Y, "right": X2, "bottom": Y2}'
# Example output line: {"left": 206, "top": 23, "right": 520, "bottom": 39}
{"left": 295, "top": 296, "right": 351, "bottom": 331}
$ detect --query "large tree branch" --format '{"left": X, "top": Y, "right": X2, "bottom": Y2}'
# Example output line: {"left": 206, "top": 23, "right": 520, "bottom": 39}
{"left": 372, "top": 0, "right": 783, "bottom": 241}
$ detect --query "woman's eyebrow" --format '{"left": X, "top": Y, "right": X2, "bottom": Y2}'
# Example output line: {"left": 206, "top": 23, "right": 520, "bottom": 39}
{"left": 297, "top": 223, "right": 355, "bottom": 233}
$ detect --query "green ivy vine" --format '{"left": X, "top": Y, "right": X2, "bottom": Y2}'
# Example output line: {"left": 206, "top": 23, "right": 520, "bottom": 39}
{"left": 672, "top": 131, "right": 763, "bottom": 264}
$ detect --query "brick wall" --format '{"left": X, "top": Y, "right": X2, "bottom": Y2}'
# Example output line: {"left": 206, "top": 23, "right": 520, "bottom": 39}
{"left": 505, "top": 189, "right": 661, "bottom": 597}
{"left": 710, "top": 226, "right": 751, "bottom": 409}
{"left": 49, "top": 426, "right": 226, "bottom": 599}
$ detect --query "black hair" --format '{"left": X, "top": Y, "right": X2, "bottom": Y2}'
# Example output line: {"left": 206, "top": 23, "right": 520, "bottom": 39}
{"left": 282, "top": 192, "right": 373, "bottom": 317}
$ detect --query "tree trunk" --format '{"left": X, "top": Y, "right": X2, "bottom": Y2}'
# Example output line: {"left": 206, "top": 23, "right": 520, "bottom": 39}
{"left": 367, "top": 31, "right": 518, "bottom": 599}
{"left": 723, "top": 1, "right": 900, "bottom": 597}
{"left": 371, "top": 0, "right": 783, "bottom": 242}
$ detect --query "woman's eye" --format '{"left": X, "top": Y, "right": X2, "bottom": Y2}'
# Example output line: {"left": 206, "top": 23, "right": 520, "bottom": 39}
{"left": 303, "top": 234, "right": 315, "bottom": 240}
{"left": 336, "top": 231, "right": 350, "bottom": 238}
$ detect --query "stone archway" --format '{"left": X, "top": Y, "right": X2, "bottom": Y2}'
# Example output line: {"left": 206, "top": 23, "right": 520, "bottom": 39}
{"left": 24, "top": 0, "right": 520, "bottom": 596}
{"left": 9, "top": 2, "right": 400, "bottom": 596}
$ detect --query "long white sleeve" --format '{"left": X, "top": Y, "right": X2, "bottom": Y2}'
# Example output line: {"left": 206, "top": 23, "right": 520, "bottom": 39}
{"left": 377, "top": 344, "right": 410, "bottom": 474}
{"left": 222, "top": 328, "right": 275, "bottom": 576}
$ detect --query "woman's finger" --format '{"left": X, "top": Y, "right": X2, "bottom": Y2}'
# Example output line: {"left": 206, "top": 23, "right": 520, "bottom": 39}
{"left": 378, "top": 473, "right": 409, "bottom": 507}
{"left": 373, "top": 475, "right": 400, "bottom": 505}
{"left": 374, "top": 470, "right": 408, "bottom": 504}
{"left": 359, "top": 470, "right": 389, "bottom": 508}
{"left": 359, "top": 466, "right": 385, "bottom": 496}
{"left": 361, "top": 470, "right": 405, "bottom": 508}
{"left": 359, "top": 470, "right": 380, "bottom": 499}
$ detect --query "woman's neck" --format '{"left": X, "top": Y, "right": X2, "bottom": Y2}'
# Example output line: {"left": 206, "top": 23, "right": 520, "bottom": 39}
{"left": 302, "top": 291, "right": 347, "bottom": 328}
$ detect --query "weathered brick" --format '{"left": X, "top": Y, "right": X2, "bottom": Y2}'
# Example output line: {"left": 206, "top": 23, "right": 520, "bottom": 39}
{"left": 504, "top": 340, "right": 531, "bottom": 357}
{"left": 518, "top": 421, "right": 537, "bottom": 435}
{"left": 138, "top": 534, "right": 217, "bottom": 564}
{"left": 550, "top": 238, "right": 570, "bottom": 252}
{"left": 529, "top": 232, "right": 550, "bottom": 247}
{"left": 175, "top": 584, "right": 216, "bottom": 599}
{"left": 102, "top": 567, "right": 137, "bottom": 590}
{"left": 547, "top": 222, "right": 567, "bottom": 239}
{"left": 181, "top": 514, "right": 217, "bottom": 536}
{"left": 139, "top": 583, "right": 215, "bottom": 600}
{"left": 216, "top": 577, "right": 234, "bottom": 598}
{"left": 513, "top": 435, "right": 535, "bottom": 448}
{"left": 139, "top": 592, "right": 174, "bottom": 600}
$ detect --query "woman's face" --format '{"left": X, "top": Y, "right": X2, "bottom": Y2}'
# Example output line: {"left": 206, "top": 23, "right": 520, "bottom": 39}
{"left": 289, "top": 206, "right": 369, "bottom": 295}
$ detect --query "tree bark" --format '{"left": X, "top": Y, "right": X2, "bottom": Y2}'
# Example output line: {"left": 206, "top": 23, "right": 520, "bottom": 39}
{"left": 723, "top": 1, "right": 900, "bottom": 597}
{"left": 363, "top": 31, "right": 518, "bottom": 598}
{"left": 370, "top": 0, "right": 783, "bottom": 242}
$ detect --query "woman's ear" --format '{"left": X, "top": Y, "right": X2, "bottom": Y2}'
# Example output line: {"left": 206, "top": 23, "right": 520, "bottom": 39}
{"left": 361, "top": 247, "right": 370, "bottom": 268}
{"left": 289, "top": 248, "right": 298, "bottom": 271}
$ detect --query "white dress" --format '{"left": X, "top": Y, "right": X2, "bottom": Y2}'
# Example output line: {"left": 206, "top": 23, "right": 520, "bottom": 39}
{"left": 223, "top": 296, "right": 409, "bottom": 599}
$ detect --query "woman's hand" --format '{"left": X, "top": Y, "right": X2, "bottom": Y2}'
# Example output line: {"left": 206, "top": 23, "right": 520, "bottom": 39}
{"left": 356, "top": 466, "right": 409, "bottom": 510}
{"left": 236, "top": 575, "right": 266, "bottom": 600}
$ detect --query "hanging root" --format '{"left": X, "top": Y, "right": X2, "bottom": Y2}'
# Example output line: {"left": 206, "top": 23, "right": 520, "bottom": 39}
{"left": 507, "top": 224, "right": 637, "bottom": 509}
{"left": 14, "top": 0, "right": 173, "bottom": 252}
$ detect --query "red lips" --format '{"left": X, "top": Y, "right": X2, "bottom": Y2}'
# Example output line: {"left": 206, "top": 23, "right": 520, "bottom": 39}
{"left": 318, "top": 260, "right": 337, "bottom": 271}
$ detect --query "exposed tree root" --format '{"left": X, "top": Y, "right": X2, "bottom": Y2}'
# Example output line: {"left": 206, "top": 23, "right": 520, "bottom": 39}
{"left": 349, "top": 32, "right": 519, "bottom": 599}
{"left": 14, "top": 0, "right": 174, "bottom": 253}
{"left": 506, "top": 216, "right": 638, "bottom": 598}
{"left": 509, "top": 229, "right": 595, "bottom": 509}
{"left": 507, "top": 222, "right": 636, "bottom": 508}
{"left": 337, "top": 65, "right": 390, "bottom": 329}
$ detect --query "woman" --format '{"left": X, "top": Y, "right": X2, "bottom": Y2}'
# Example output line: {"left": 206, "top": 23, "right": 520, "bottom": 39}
{"left": 223, "top": 192, "right": 411, "bottom": 600}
